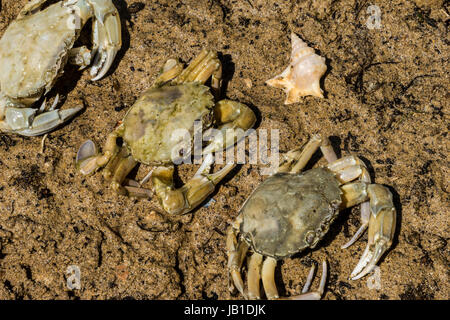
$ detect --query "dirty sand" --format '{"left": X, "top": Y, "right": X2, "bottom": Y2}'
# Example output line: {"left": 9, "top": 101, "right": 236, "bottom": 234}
{"left": 0, "top": 0, "right": 448, "bottom": 300}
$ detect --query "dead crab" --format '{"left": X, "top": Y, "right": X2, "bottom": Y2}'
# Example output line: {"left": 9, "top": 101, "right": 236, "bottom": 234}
{"left": 227, "top": 134, "right": 396, "bottom": 299}
{"left": 76, "top": 49, "right": 257, "bottom": 215}
{"left": 0, "top": 0, "right": 121, "bottom": 136}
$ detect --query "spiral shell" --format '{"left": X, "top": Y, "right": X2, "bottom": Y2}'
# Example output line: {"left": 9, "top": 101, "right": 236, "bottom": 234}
{"left": 266, "top": 33, "right": 327, "bottom": 104}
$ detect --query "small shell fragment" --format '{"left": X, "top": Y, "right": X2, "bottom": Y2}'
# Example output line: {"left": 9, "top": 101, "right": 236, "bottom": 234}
{"left": 243, "top": 78, "right": 253, "bottom": 89}
{"left": 266, "top": 33, "right": 327, "bottom": 104}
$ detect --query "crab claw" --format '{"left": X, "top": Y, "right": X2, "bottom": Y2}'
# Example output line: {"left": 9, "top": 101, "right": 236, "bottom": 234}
{"left": 76, "top": 139, "right": 101, "bottom": 175}
{"left": 350, "top": 185, "right": 396, "bottom": 280}
{"left": 90, "top": 1, "right": 122, "bottom": 81}
{"left": 7, "top": 106, "right": 83, "bottom": 137}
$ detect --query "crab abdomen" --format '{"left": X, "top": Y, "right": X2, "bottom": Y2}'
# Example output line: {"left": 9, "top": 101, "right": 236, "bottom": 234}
{"left": 122, "top": 83, "right": 214, "bottom": 165}
{"left": 0, "top": 4, "right": 78, "bottom": 101}
{"left": 240, "top": 168, "right": 342, "bottom": 259}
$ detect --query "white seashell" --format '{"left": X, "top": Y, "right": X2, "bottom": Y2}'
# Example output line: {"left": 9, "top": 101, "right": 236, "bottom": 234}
{"left": 266, "top": 33, "right": 327, "bottom": 104}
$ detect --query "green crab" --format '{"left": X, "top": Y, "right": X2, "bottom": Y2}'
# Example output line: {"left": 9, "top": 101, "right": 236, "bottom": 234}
{"left": 76, "top": 49, "right": 257, "bottom": 215}
{"left": 227, "top": 134, "right": 396, "bottom": 299}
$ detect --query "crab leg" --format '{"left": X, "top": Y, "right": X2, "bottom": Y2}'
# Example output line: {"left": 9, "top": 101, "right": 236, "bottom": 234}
{"left": 173, "top": 49, "right": 222, "bottom": 97}
{"left": 261, "top": 257, "right": 327, "bottom": 300}
{"left": 226, "top": 214, "right": 249, "bottom": 298}
{"left": 88, "top": 0, "right": 122, "bottom": 80}
{"left": 287, "top": 260, "right": 328, "bottom": 300}
{"left": 174, "top": 49, "right": 210, "bottom": 82}
{"left": 320, "top": 136, "right": 338, "bottom": 163}
{"left": 151, "top": 154, "right": 235, "bottom": 215}
{"left": 228, "top": 242, "right": 249, "bottom": 298}
{"left": 277, "top": 134, "right": 334, "bottom": 174}
{"left": 261, "top": 257, "right": 279, "bottom": 299}
{"left": 350, "top": 185, "right": 396, "bottom": 280}
{"left": 77, "top": 134, "right": 152, "bottom": 198}
{"left": 68, "top": 46, "right": 92, "bottom": 70}
{"left": 327, "top": 155, "right": 372, "bottom": 249}
{"left": 327, "top": 156, "right": 370, "bottom": 184}
{"left": 282, "top": 134, "right": 322, "bottom": 173}
{"left": 194, "top": 59, "right": 222, "bottom": 96}
{"left": 301, "top": 263, "right": 317, "bottom": 293}
{"left": 247, "top": 253, "right": 263, "bottom": 299}
{"left": 153, "top": 59, "right": 184, "bottom": 86}
{"left": 340, "top": 182, "right": 368, "bottom": 208}
{"left": 202, "top": 100, "right": 256, "bottom": 155}
{"left": 105, "top": 148, "right": 139, "bottom": 196}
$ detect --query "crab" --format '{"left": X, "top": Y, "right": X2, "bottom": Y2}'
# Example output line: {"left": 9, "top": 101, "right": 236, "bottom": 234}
{"left": 227, "top": 134, "right": 396, "bottom": 299}
{"left": 0, "top": 0, "right": 121, "bottom": 136}
{"left": 76, "top": 49, "right": 257, "bottom": 215}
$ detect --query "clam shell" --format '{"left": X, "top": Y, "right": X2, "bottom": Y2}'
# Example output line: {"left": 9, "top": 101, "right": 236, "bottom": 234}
{"left": 266, "top": 33, "right": 327, "bottom": 104}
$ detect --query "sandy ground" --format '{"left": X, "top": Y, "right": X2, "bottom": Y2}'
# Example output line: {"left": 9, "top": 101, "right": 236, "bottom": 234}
{"left": 0, "top": 0, "right": 448, "bottom": 300}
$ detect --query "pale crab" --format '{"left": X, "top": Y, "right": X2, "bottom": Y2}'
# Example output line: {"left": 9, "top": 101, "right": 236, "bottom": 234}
{"left": 76, "top": 49, "right": 257, "bottom": 215}
{"left": 0, "top": 0, "right": 121, "bottom": 136}
{"left": 227, "top": 134, "right": 396, "bottom": 299}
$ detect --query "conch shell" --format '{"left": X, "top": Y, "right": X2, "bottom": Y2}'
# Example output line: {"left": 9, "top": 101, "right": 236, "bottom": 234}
{"left": 266, "top": 33, "right": 327, "bottom": 104}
